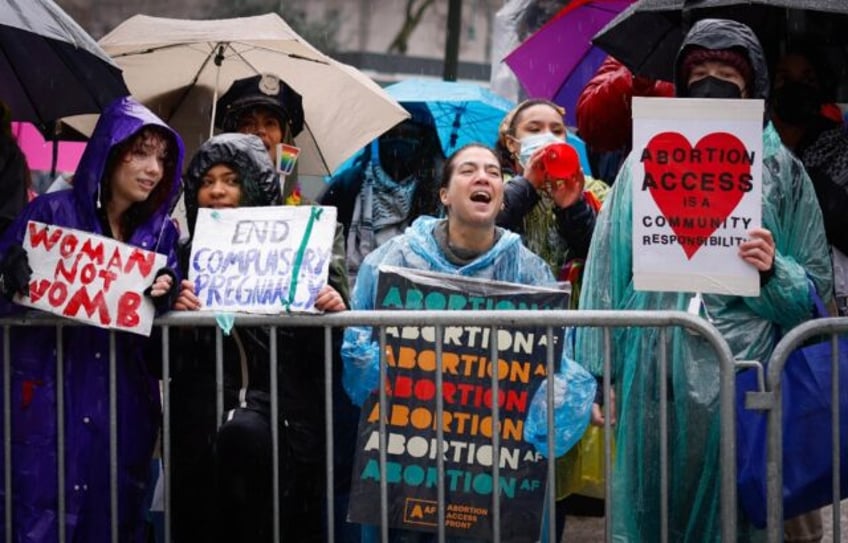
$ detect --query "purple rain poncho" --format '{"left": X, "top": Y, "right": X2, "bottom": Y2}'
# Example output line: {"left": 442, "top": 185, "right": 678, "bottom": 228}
{"left": 0, "top": 97, "right": 184, "bottom": 543}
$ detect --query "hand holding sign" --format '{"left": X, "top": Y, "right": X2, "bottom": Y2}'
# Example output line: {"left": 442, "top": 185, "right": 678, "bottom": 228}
{"left": 313, "top": 284, "right": 346, "bottom": 312}
{"left": 0, "top": 244, "right": 32, "bottom": 301}
{"left": 738, "top": 227, "right": 775, "bottom": 272}
{"left": 146, "top": 273, "right": 171, "bottom": 297}
{"left": 174, "top": 279, "right": 201, "bottom": 311}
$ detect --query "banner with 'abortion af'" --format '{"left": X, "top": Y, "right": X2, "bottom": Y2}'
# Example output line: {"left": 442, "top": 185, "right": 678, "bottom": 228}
{"left": 348, "top": 266, "right": 569, "bottom": 541}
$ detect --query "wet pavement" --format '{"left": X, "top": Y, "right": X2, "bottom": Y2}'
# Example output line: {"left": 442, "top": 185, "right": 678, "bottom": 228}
{"left": 561, "top": 502, "right": 848, "bottom": 542}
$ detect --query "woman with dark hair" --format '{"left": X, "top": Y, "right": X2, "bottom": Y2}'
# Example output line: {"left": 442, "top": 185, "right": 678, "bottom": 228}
{"left": 495, "top": 99, "right": 607, "bottom": 302}
{"left": 0, "top": 96, "right": 184, "bottom": 543}
{"left": 342, "top": 143, "right": 596, "bottom": 542}
{"left": 170, "top": 133, "right": 355, "bottom": 543}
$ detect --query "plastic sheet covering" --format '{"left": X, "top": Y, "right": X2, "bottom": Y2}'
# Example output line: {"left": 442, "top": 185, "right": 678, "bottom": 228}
{"left": 575, "top": 121, "right": 832, "bottom": 540}
{"left": 341, "top": 216, "right": 597, "bottom": 540}
{"left": 523, "top": 354, "right": 596, "bottom": 457}
{"left": 343, "top": 216, "right": 557, "bottom": 404}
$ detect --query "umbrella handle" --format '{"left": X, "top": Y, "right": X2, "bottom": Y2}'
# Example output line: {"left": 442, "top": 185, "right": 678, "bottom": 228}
{"left": 208, "top": 45, "right": 226, "bottom": 139}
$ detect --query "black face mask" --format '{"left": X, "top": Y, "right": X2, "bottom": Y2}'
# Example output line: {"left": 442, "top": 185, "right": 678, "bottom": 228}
{"left": 687, "top": 76, "right": 743, "bottom": 99}
{"left": 771, "top": 81, "right": 822, "bottom": 125}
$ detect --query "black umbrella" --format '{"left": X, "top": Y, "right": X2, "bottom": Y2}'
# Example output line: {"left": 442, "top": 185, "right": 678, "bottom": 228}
{"left": 0, "top": 0, "right": 129, "bottom": 136}
{"left": 592, "top": 0, "right": 848, "bottom": 85}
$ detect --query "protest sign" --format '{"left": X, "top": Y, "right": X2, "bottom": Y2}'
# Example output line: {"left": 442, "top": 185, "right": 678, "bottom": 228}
{"left": 348, "top": 266, "right": 569, "bottom": 541}
{"left": 189, "top": 205, "right": 337, "bottom": 314}
{"left": 18, "top": 221, "right": 166, "bottom": 336}
{"left": 631, "top": 97, "right": 764, "bottom": 296}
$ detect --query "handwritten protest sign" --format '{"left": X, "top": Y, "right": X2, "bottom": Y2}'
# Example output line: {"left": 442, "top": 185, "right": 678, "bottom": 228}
{"left": 632, "top": 97, "right": 764, "bottom": 295}
{"left": 18, "top": 221, "right": 166, "bottom": 336}
{"left": 348, "top": 266, "right": 569, "bottom": 541}
{"left": 189, "top": 205, "right": 337, "bottom": 314}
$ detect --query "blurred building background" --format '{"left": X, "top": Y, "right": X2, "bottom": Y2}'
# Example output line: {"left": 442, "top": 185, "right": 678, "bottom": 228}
{"left": 56, "top": 0, "right": 510, "bottom": 85}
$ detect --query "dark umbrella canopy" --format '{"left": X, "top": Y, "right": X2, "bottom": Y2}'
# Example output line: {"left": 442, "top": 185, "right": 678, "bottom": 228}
{"left": 0, "top": 0, "right": 128, "bottom": 134}
{"left": 593, "top": 0, "right": 848, "bottom": 84}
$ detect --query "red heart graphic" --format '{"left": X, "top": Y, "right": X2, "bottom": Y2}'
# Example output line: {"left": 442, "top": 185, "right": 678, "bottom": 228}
{"left": 642, "top": 131, "right": 753, "bottom": 259}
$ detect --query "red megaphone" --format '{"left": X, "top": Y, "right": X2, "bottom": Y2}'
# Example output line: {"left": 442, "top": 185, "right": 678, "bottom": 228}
{"left": 540, "top": 142, "right": 580, "bottom": 180}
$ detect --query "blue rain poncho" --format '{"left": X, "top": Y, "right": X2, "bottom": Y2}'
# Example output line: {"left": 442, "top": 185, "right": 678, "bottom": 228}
{"left": 342, "top": 215, "right": 596, "bottom": 457}
{"left": 343, "top": 216, "right": 596, "bottom": 542}
{"left": 575, "top": 19, "right": 833, "bottom": 543}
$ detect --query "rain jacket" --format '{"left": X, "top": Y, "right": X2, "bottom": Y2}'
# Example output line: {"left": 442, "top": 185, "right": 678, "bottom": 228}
{"left": 576, "top": 56, "right": 675, "bottom": 154}
{"left": 497, "top": 175, "right": 600, "bottom": 267}
{"left": 792, "top": 116, "right": 848, "bottom": 310}
{"left": 170, "top": 133, "right": 357, "bottom": 542}
{"left": 341, "top": 215, "right": 596, "bottom": 498}
{"left": 0, "top": 97, "right": 184, "bottom": 543}
{"left": 576, "top": 19, "right": 833, "bottom": 542}
{"left": 319, "top": 144, "right": 443, "bottom": 246}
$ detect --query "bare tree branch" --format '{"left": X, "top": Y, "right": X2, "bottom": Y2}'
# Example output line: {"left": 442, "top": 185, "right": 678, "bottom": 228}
{"left": 387, "top": 0, "right": 436, "bottom": 55}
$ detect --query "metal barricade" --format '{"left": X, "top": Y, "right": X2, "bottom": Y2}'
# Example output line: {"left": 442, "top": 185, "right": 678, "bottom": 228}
{"left": 0, "top": 309, "right": 737, "bottom": 543}
{"left": 760, "top": 316, "right": 848, "bottom": 542}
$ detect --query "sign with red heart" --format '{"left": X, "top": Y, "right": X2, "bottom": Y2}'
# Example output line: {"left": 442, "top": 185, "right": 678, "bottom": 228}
{"left": 642, "top": 131, "right": 753, "bottom": 259}
{"left": 631, "top": 98, "right": 763, "bottom": 295}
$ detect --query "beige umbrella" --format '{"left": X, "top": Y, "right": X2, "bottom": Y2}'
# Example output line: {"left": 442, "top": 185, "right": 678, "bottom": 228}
{"left": 65, "top": 13, "right": 408, "bottom": 175}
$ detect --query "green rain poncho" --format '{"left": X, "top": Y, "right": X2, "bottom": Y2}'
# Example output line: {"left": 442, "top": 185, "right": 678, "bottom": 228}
{"left": 576, "top": 19, "right": 833, "bottom": 543}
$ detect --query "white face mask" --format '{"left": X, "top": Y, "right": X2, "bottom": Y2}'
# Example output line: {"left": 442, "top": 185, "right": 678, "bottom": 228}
{"left": 517, "top": 132, "right": 563, "bottom": 168}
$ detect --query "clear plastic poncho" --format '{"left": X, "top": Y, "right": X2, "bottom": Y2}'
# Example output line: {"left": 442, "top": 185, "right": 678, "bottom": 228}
{"left": 342, "top": 216, "right": 596, "bottom": 455}
{"left": 575, "top": 120, "right": 832, "bottom": 541}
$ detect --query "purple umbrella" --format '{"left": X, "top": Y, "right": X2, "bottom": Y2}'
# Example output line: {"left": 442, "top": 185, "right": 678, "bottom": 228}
{"left": 505, "top": 0, "right": 635, "bottom": 125}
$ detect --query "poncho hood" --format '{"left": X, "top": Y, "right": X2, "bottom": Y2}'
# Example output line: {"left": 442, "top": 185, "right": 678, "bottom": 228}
{"left": 674, "top": 18, "right": 770, "bottom": 101}
{"left": 183, "top": 133, "right": 280, "bottom": 235}
{"left": 72, "top": 96, "right": 184, "bottom": 239}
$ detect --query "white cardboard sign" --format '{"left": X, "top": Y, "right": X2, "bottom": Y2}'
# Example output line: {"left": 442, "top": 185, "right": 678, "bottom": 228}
{"left": 631, "top": 97, "right": 764, "bottom": 296}
{"left": 189, "top": 205, "right": 337, "bottom": 314}
{"left": 18, "top": 221, "right": 165, "bottom": 336}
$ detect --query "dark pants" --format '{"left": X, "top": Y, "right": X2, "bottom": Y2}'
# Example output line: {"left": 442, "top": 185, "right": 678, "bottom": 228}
{"left": 215, "top": 407, "right": 326, "bottom": 543}
{"left": 216, "top": 408, "right": 274, "bottom": 541}
{"left": 169, "top": 382, "right": 218, "bottom": 543}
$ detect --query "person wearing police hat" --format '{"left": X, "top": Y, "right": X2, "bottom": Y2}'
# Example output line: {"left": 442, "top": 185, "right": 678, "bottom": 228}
{"left": 216, "top": 73, "right": 305, "bottom": 202}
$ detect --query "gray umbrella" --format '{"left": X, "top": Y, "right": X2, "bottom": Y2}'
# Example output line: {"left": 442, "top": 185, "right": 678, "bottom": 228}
{"left": 592, "top": 0, "right": 848, "bottom": 85}
{"left": 0, "top": 0, "right": 128, "bottom": 134}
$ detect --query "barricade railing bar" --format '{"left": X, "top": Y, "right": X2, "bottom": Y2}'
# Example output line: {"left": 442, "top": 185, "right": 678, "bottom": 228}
{"left": 0, "top": 309, "right": 737, "bottom": 543}
{"left": 763, "top": 316, "right": 848, "bottom": 543}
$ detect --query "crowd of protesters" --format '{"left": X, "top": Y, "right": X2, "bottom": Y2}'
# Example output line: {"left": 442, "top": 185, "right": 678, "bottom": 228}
{"left": 0, "top": 11, "right": 844, "bottom": 543}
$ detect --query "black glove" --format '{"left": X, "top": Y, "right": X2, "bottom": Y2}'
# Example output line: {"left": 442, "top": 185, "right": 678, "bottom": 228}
{"left": 143, "top": 267, "right": 179, "bottom": 313}
{"left": 0, "top": 244, "right": 32, "bottom": 301}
